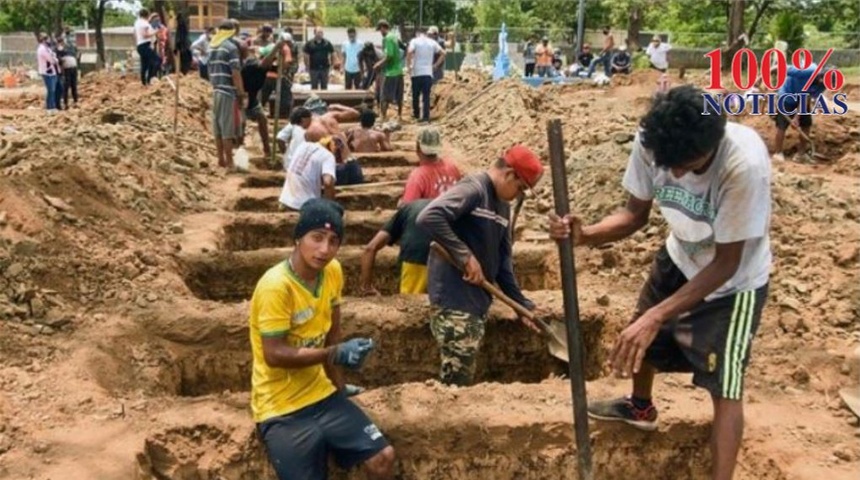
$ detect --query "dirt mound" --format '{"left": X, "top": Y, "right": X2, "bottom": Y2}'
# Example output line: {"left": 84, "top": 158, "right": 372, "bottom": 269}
{"left": 0, "top": 72, "right": 218, "bottom": 328}
{"left": 431, "top": 69, "right": 490, "bottom": 118}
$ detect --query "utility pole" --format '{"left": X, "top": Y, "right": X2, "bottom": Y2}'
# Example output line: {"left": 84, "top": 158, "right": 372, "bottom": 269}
{"left": 576, "top": 0, "right": 586, "bottom": 52}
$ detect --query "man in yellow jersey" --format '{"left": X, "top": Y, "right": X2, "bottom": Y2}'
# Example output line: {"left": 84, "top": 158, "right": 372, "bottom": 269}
{"left": 249, "top": 198, "right": 396, "bottom": 480}
{"left": 359, "top": 199, "right": 431, "bottom": 296}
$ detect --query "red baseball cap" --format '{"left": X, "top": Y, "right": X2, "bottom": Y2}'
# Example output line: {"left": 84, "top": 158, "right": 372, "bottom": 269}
{"left": 503, "top": 145, "right": 544, "bottom": 188}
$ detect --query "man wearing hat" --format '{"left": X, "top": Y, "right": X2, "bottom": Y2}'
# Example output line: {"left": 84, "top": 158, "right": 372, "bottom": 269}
{"left": 416, "top": 145, "right": 544, "bottom": 386}
{"left": 250, "top": 198, "right": 396, "bottom": 480}
{"left": 535, "top": 36, "right": 553, "bottom": 78}
{"left": 611, "top": 44, "right": 632, "bottom": 75}
{"left": 374, "top": 20, "right": 404, "bottom": 122}
{"left": 402, "top": 126, "right": 461, "bottom": 204}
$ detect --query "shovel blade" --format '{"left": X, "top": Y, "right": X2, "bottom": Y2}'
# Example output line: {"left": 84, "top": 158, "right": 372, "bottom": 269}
{"left": 840, "top": 386, "right": 860, "bottom": 419}
{"left": 541, "top": 319, "right": 570, "bottom": 363}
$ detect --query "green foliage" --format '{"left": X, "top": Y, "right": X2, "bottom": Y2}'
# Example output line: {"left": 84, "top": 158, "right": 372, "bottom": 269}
{"left": 102, "top": 7, "right": 134, "bottom": 28}
{"left": 0, "top": 0, "right": 87, "bottom": 34}
{"left": 325, "top": 2, "right": 367, "bottom": 27}
{"left": 353, "top": 0, "right": 457, "bottom": 28}
{"left": 286, "top": 0, "right": 327, "bottom": 25}
{"left": 769, "top": 10, "right": 805, "bottom": 53}
{"left": 474, "top": 0, "right": 539, "bottom": 42}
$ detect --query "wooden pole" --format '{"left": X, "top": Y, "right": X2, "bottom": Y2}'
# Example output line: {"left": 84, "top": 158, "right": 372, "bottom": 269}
{"left": 547, "top": 118, "right": 593, "bottom": 480}
{"left": 173, "top": 17, "right": 181, "bottom": 143}
{"left": 270, "top": 49, "right": 284, "bottom": 167}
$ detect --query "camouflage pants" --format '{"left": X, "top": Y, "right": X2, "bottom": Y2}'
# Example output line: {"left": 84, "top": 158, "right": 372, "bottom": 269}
{"left": 429, "top": 308, "right": 486, "bottom": 386}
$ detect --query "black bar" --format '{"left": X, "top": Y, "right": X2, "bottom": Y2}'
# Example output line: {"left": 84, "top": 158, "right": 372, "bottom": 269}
{"left": 547, "top": 118, "right": 593, "bottom": 480}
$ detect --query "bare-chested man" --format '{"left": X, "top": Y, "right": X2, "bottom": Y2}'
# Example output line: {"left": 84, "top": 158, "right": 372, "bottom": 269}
{"left": 347, "top": 109, "right": 392, "bottom": 153}
{"left": 303, "top": 95, "right": 364, "bottom": 185}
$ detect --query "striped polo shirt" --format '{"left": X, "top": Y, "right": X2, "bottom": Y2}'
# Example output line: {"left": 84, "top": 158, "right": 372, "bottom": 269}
{"left": 208, "top": 39, "right": 240, "bottom": 97}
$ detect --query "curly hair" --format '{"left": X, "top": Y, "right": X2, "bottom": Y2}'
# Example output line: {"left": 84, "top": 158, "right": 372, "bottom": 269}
{"left": 639, "top": 85, "right": 726, "bottom": 168}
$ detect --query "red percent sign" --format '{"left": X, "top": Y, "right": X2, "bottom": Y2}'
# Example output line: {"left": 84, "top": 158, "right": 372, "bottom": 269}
{"left": 704, "top": 48, "right": 844, "bottom": 91}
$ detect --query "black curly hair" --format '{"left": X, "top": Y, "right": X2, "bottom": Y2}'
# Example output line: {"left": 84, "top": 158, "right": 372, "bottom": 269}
{"left": 639, "top": 85, "right": 726, "bottom": 168}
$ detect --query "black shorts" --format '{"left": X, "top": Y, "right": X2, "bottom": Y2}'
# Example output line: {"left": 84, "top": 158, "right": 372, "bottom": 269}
{"left": 636, "top": 246, "right": 768, "bottom": 400}
{"left": 773, "top": 111, "right": 812, "bottom": 130}
{"left": 258, "top": 392, "right": 389, "bottom": 480}
{"left": 381, "top": 75, "right": 404, "bottom": 104}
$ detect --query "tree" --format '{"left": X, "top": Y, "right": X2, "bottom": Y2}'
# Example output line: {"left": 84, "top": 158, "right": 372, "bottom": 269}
{"left": 95, "top": 0, "right": 107, "bottom": 68}
{"left": 0, "top": 0, "right": 87, "bottom": 37}
{"left": 474, "top": 0, "right": 539, "bottom": 43}
{"left": 769, "top": 10, "right": 805, "bottom": 54}
{"left": 325, "top": 2, "right": 367, "bottom": 27}
{"left": 286, "top": 0, "right": 327, "bottom": 26}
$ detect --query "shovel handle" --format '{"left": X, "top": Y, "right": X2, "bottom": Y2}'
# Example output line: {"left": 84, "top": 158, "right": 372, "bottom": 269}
{"left": 429, "top": 242, "right": 535, "bottom": 321}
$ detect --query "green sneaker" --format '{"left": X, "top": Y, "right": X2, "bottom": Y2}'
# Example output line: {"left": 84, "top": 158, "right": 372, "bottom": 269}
{"left": 587, "top": 396, "right": 658, "bottom": 431}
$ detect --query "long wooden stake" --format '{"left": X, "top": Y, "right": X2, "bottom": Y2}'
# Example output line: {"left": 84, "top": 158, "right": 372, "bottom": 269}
{"left": 547, "top": 118, "right": 593, "bottom": 480}
{"left": 270, "top": 49, "right": 284, "bottom": 168}
{"left": 173, "top": 45, "right": 180, "bottom": 143}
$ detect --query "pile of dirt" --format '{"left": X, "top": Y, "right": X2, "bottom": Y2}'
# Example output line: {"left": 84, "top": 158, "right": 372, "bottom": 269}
{"left": 0, "top": 72, "right": 219, "bottom": 331}
{"left": 431, "top": 69, "right": 491, "bottom": 118}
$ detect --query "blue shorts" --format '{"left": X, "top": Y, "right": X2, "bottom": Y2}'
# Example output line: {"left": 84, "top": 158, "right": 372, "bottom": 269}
{"left": 258, "top": 392, "right": 389, "bottom": 480}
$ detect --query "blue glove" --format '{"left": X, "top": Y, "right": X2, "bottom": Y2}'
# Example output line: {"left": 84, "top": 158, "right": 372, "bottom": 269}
{"left": 331, "top": 338, "right": 375, "bottom": 370}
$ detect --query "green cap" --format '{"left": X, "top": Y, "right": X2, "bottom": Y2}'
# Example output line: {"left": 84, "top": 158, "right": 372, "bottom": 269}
{"left": 417, "top": 126, "right": 442, "bottom": 156}
{"left": 303, "top": 95, "right": 328, "bottom": 115}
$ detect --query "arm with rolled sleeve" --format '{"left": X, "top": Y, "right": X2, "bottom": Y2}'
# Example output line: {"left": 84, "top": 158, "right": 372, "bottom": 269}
{"left": 416, "top": 180, "right": 480, "bottom": 267}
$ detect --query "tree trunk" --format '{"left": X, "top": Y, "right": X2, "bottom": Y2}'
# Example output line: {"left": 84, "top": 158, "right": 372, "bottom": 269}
{"left": 52, "top": 0, "right": 66, "bottom": 39}
{"left": 95, "top": 0, "right": 107, "bottom": 69}
{"left": 627, "top": 4, "right": 643, "bottom": 51}
{"left": 175, "top": 0, "right": 192, "bottom": 74}
{"left": 747, "top": 0, "right": 773, "bottom": 42}
{"left": 723, "top": 0, "right": 745, "bottom": 71}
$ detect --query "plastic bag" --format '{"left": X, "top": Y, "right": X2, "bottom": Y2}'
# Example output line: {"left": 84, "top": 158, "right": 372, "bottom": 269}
{"left": 234, "top": 146, "right": 250, "bottom": 172}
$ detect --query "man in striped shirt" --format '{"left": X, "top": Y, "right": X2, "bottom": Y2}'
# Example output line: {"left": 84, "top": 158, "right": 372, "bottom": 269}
{"left": 208, "top": 20, "right": 246, "bottom": 169}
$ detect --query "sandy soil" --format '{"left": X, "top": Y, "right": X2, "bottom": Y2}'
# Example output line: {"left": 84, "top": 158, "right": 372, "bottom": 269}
{"left": 0, "top": 67, "right": 858, "bottom": 479}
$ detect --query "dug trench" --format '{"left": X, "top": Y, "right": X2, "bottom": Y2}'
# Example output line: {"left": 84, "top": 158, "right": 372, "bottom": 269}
{"left": 222, "top": 211, "right": 392, "bottom": 251}
{"left": 92, "top": 292, "right": 605, "bottom": 398}
{"left": 178, "top": 243, "right": 559, "bottom": 300}
{"left": 134, "top": 381, "right": 788, "bottom": 480}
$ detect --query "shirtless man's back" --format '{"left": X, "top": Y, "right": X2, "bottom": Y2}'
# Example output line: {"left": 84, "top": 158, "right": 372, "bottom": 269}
{"left": 348, "top": 109, "right": 392, "bottom": 153}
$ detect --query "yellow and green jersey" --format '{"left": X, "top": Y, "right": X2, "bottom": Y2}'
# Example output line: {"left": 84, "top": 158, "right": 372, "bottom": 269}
{"left": 249, "top": 259, "right": 343, "bottom": 423}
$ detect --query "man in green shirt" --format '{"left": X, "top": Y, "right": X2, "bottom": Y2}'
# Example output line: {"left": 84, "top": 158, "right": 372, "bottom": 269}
{"left": 374, "top": 20, "right": 404, "bottom": 122}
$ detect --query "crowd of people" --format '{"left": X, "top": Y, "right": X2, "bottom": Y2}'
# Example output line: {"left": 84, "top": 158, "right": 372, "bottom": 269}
{"left": 35, "top": 28, "right": 80, "bottom": 113}
{"left": 522, "top": 28, "right": 671, "bottom": 80}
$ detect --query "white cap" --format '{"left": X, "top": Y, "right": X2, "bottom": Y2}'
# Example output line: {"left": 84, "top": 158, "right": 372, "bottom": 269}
{"left": 427, "top": 26, "right": 439, "bottom": 35}
{"left": 281, "top": 32, "right": 293, "bottom": 42}
{"left": 619, "top": 45, "right": 627, "bottom": 51}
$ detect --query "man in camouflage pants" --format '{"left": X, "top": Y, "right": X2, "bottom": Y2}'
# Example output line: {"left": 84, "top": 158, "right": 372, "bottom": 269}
{"left": 417, "top": 145, "right": 544, "bottom": 386}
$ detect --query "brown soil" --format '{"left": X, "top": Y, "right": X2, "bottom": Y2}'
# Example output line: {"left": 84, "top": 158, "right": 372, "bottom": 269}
{"left": 0, "top": 66, "right": 858, "bottom": 480}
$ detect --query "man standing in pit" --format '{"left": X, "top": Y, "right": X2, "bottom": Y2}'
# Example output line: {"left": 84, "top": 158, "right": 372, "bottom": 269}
{"left": 360, "top": 199, "right": 432, "bottom": 296}
{"left": 771, "top": 64, "right": 827, "bottom": 163}
{"left": 401, "top": 127, "right": 461, "bottom": 204}
{"left": 417, "top": 145, "right": 544, "bottom": 386}
{"left": 549, "top": 85, "right": 771, "bottom": 480}
{"left": 346, "top": 109, "right": 393, "bottom": 153}
{"left": 250, "top": 198, "right": 395, "bottom": 480}
{"left": 375, "top": 20, "right": 404, "bottom": 122}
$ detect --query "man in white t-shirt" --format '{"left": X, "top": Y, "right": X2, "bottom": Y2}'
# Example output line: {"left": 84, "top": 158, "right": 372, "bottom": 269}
{"left": 277, "top": 107, "right": 313, "bottom": 171}
{"left": 280, "top": 129, "right": 337, "bottom": 211}
{"left": 406, "top": 29, "right": 445, "bottom": 123}
{"left": 549, "top": 85, "right": 771, "bottom": 480}
{"left": 645, "top": 35, "right": 671, "bottom": 72}
{"left": 133, "top": 8, "right": 157, "bottom": 85}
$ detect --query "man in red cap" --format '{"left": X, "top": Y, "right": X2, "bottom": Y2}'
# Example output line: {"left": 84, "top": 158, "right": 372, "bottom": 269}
{"left": 417, "top": 145, "right": 544, "bottom": 386}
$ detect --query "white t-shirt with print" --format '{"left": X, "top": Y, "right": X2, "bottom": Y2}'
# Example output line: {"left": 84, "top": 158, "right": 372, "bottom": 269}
{"left": 408, "top": 35, "right": 442, "bottom": 77}
{"left": 134, "top": 19, "right": 152, "bottom": 46}
{"left": 279, "top": 141, "right": 336, "bottom": 210}
{"left": 622, "top": 122, "right": 772, "bottom": 300}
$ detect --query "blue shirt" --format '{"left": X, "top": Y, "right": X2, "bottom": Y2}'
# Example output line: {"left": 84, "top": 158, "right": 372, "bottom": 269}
{"left": 778, "top": 64, "right": 826, "bottom": 106}
{"left": 342, "top": 40, "right": 362, "bottom": 73}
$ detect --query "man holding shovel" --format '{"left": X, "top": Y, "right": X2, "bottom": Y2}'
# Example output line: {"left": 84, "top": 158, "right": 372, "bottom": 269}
{"left": 417, "top": 145, "right": 544, "bottom": 386}
{"left": 772, "top": 64, "right": 827, "bottom": 163}
{"left": 549, "top": 85, "right": 771, "bottom": 480}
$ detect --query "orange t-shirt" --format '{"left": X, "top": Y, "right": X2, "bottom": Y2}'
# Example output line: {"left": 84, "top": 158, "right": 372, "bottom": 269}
{"left": 535, "top": 44, "right": 552, "bottom": 66}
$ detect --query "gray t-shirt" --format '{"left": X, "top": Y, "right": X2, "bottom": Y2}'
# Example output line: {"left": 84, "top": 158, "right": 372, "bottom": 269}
{"left": 622, "top": 122, "right": 772, "bottom": 300}
{"left": 279, "top": 141, "right": 336, "bottom": 210}
{"left": 208, "top": 39, "right": 240, "bottom": 97}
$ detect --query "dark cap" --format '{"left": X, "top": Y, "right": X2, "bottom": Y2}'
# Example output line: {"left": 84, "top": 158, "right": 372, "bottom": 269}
{"left": 294, "top": 199, "right": 345, "bottom": 240}
{"left": 376, "top": 19, "right": 390, "bottom": 30}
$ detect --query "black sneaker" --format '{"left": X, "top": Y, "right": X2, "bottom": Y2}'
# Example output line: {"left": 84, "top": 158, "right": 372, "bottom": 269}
{"left": 587, "top": 396, "right": 658, "bottom": 431}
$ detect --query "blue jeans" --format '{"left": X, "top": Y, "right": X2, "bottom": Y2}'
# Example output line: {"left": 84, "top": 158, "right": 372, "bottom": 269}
{"left": 588, "top": 54, "right": 612, "bottom": 77}
{"left": 42, "top": 74, "right": 58, "bottom": 110}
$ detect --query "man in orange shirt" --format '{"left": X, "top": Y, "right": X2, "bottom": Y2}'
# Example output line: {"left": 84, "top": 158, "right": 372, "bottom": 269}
{"left": 535, "top": 36, "right": 553, "bottom": 78}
